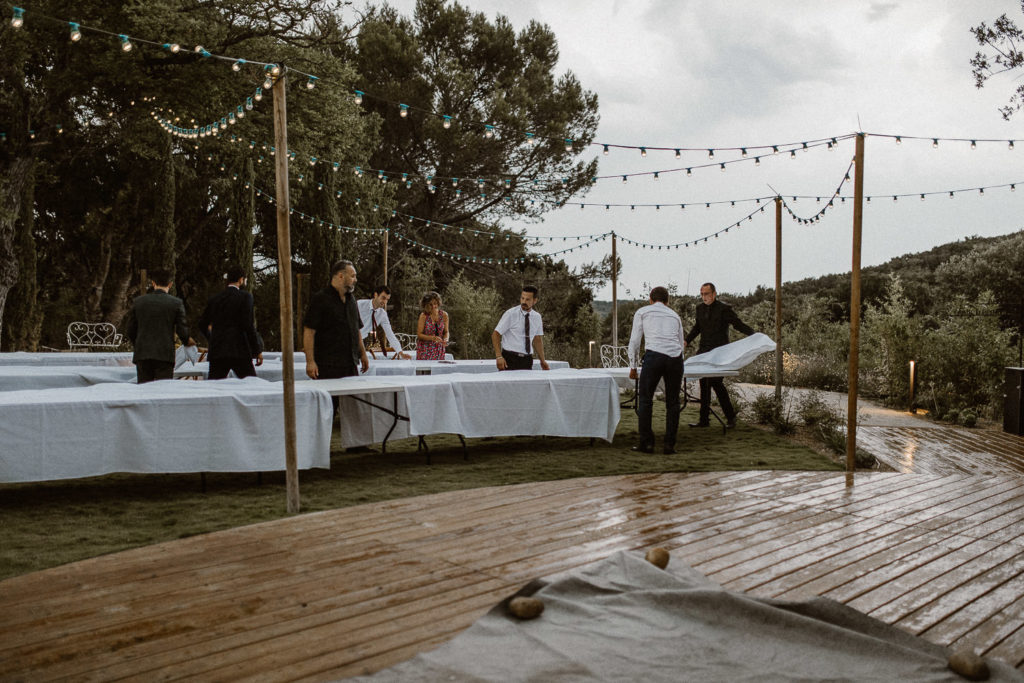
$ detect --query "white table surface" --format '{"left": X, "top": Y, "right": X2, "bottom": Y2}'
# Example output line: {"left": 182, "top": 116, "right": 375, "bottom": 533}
{"left": 299, "top": 368, "right": 620, "bottom": 447}
{"left": 0, "top": 378, "right": 333, "bottom": 483}
{"left": 0, "top": 351, "right": 135, "bottom": 367}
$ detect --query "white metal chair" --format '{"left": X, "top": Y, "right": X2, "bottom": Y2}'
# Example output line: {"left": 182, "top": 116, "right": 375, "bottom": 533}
{"left": 67, "top": 322, "right": 123, "bottom": 350}
{"left": 600, "top": 344, "right": 629, "bottom": 368}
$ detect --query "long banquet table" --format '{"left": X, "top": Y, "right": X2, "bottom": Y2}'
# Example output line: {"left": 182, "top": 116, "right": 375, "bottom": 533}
{"left": 0, "top": 351, "right": 134, "bottom": 367}
{"left": 0, "top": 378, "right": 333, "bottom": 483}
{"left": 300, "top": 368, "right": 620, "bottom": 449}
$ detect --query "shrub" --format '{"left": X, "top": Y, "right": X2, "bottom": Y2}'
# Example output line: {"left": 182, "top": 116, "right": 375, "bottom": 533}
{"left": 747, "top": 393, "right": 796, "bottom": 435}
{"left": 960, "top": 410, "right": 977, "bottom": 428}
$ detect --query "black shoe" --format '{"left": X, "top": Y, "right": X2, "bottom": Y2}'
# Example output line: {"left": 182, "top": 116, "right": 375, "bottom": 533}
{"left": 726, "top": 418, "right": 737, "bottom": 429}
{"left": 631, "top": 444, "right": 654, "bottom": 453}
{"left": 663, "top": 447, "right": 676, "bottom": 455}
{"left": 689, "top": 422, "right": 710, "bottom": 428}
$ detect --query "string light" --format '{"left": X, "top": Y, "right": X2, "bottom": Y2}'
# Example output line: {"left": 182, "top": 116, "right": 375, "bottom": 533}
{"left": 11, "top": 6, "right": 24, "bottom": 28}
{"left": 232, "top": 59, "right": 246, "bottom": 72}
{"left": 162, "top": 42, "right": 180, "bottom": 53}
{"left": 306, "top": 75, "right": 317, "bottom": 90}
{"left": 353, "top": 90, "right": 363, "bottom": 104}
{"left": 68, "top": 22, "right": 81, "bottom": 42}
{"left": 603, "top": 144, "right": 609, "bottom": 155}
{"left": 443, "top": 115, "right": 452, "bottom": 129}
{"left": 399, "top": 103, "right": 409, "bottom": 117}
{"left": 119, "top": 34, "right": 133, "bottom": 52}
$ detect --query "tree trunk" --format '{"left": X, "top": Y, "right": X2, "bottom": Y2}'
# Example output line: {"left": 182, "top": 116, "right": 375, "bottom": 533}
{"left": 0, "top": 157, "right": 36, "bottom": 348}
{"left": 3, "top": 161, "right": 41, "bottom": 350}
{"left": 229, "top": 157, "right": 256, "bottom": 283}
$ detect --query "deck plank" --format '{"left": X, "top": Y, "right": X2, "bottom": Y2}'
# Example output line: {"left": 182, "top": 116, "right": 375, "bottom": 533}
{"left": 2, "top": 470, "right": 1022, "bottom": 680}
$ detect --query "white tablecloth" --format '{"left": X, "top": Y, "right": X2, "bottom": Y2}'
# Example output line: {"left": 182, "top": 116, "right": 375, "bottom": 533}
{"left": 0, "top": 365, "right": 138, "bottom": 391}
{"left": 307, "top": 369, "right": 620, "bottom": 447}
{"left": 0, "top": 378, "right": 333, "bottom": 483}
{"left": 262, "top": 351, "right": 455, "bottom": 362}
{"left": 0, "top": 351, "right": 134, "bottom": 367}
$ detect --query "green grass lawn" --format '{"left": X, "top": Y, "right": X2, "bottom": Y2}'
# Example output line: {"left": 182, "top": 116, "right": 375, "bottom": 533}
{"left": 0, "top": 401, "right": 840, "bottom": 580}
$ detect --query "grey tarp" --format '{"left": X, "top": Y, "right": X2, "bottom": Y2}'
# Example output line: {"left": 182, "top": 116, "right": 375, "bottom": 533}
{"left": 349, "top": 550, "right": 1023, "bottom": 682}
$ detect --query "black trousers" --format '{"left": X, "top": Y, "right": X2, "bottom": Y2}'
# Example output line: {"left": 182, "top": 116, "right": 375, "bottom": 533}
{"left": 699, "top": 376, "right": 736, "bottom": 422}
{"left": 136, "top": 359, "right": 174, "bottom": 384}
{"left": 317, "top": 362, "right": 358, "bottom": 413}
{"left": 208, "top": 357, "right": 256, "bottom": 380}
{"left": 637, "top": 350, "right": 683, "bottom": 449}
{"left": 501, "top": 349, "right": 533, "bottom": 371}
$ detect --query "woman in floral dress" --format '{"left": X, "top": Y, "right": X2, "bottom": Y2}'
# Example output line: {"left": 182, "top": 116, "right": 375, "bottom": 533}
{"left": 415, "top": 291, "right": 449, "bottom": 360}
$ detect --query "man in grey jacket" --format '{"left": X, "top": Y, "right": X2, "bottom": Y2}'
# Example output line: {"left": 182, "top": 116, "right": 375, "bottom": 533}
{"left": 126, "top": 268, "right": 195, "bottom": 383}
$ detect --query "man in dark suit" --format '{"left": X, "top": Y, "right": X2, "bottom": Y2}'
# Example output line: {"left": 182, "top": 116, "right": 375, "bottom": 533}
{"left": 685, "top": 281, "right": 755, "bottom": 428}
{"left": 198, "top": 265, "right": 264, "bottom": 379}
{"left": 126, "top": 268, "right": 195, "bottom": 384}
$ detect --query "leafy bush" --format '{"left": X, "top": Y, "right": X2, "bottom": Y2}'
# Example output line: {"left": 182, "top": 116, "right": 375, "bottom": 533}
{"left": 747, "top": 393, "right": 796, "bottom": 435}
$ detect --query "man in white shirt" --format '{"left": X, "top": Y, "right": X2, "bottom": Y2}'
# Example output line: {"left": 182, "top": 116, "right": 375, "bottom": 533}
{"left": 627, "top": 286, "right": 685, "bottom": 454}
{"left": 358, "top": 285, "right": 411, "bottom": 360}
{"left": 492, "top": 285, "right": 550, "bottom": 371}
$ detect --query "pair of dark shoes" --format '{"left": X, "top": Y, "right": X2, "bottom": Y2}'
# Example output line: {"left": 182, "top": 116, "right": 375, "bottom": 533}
{"left": 631, "top": 444, "right": 676, "bottom": 455}
{"left": 689, "top": 419, "right": 738, "bottom": 429}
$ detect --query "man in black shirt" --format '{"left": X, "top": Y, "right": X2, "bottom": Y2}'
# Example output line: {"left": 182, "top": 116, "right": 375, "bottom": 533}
{"left": 303, "top": 260, "right": 370, "bottom": 383}
{"left": 685, "top": 282, "right": 755, "bottom": 428}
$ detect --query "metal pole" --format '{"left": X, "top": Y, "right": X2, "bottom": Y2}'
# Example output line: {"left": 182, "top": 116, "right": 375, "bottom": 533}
{"left": 273, "top": 69, "right": 300, "bottom": 513}
{"left": 847, "top": 133, "right": 865, "bottom": 473}
{"left": 775, "top": 197, "right": 783, "bottom": 402}
{"left": 611, "top": 231, "right": 618, "bottom": 347}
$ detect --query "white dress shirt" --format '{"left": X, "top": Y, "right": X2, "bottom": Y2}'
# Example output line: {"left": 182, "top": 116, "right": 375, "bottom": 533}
{"left": 627, "top": 302, "right": 685, "bottom": 368}
{"left": 494, "top": 306, "right": 544, "bottom": 354}
{"left": 358, "top": 298, "right": 403, "bottom": 354}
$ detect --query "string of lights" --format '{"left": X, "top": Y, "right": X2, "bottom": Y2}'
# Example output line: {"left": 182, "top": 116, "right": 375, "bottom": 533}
{"left": 778, "top": 157, "right": 855, "bottom": 224}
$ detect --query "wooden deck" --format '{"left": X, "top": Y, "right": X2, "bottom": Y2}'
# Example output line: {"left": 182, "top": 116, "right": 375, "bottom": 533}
{"left": 2, "top": 470, "right": 1023, "bottom": 681}
{"left": 860, "top": 424, "right": 1024, "bottom": 476}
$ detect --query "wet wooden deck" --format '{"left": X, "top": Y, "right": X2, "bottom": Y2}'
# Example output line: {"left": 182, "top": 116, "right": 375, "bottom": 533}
{"left": 860, "top": 425, "right": 1024, "bottom": 475}
{"left": 1, "top": 470, "right": 1023, "bottom": 681}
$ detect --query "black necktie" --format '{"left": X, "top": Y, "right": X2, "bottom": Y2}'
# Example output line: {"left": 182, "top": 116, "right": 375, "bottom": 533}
{"left": 524, "top": 313, "right": 530, "bottom": 354}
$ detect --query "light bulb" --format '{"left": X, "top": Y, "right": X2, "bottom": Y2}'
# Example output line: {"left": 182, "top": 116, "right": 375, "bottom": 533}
{"left": 674, "top": 149, "right": 681, "bottom": 159}
{"left": 484, "top": 124, "right": 494, "bottom": 138}
{"left": 741, "top": 148, "right": 747, "bottom": 157}
{"left": 232, "top": 59, "right": 245, "bottom": 71}
{"left": 442, "top": 115, "right": 452, "bottom": 128}
{"left": 163, "top": 43, "right": 180, "bottom": 53}
{"left": 270, "top": 65, "right": 281, "bottom": 76}
{"left": 399, "top": 104, "right": 409, "bottom": 117}
{"left": 970, "top": 140, "right": 977, "bottom": 149}
{"left": 245, "top": 97, "right": 253, "bottom": 110}
{"left": 526, "top": 132, "right": 536, "bottom": 145}
{"left": 354, "top": 90, "right": 363, "bottom": 104}
{"left": 69, "top": 22, "right": 81, "bottom": 42}
{"left": 932, "top": 138, "right": 939, "bottom": 148}
{"left": 653, "top": 172, "right": 659, "bottom": 180}
{"left": 254, "top": 88, "right": 263, "bottom": 102}
{"left": 622, "top": 175, "right": 627, "bottom": 183}
{"left": 451, "top": 177, "right": 458, "bottom": 187}
{"left": 306, "top": 76, "right": 317, "bottom": 89}
{"left": 602, "top": 144, "right": 609, "bottom": 155}
{"left": 895, "top": 136, "right": 902, "bottom": 145}
{"left": 1010, "top": 140, "right": 1015, "bottom": 150}
{"left": 194, "top": 45, "right": 204, "bottom": 53}
{"left": 263, "top": 77, "right": 272, "bottom": 90}
{"left": 686, "top": 168, "right": 692, "bottom": 176}
{"left": 11, "top": 6, "right": 24, "bottom": 28}
{"left": 707, "top": 149, "right": 714, "bottom": 159}
{"left": 120, "top": 34, "right": 133, "bottom": 52}
{"left": 640, "top": 147, "right": 646, "bottom": 157}
{"left": 564, "top": 138, "right": 573, "bottom": 152}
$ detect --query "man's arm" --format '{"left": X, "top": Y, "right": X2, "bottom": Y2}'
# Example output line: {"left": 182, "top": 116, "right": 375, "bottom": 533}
{"left": 492, "top": 330, "right": 507, "bottom": 370}
{"left": 358, "top": 335, "right": 370, "bottom": 373}
{"left": 380, "top": 313, "right": 410, "bottom": 359}
{"left": 533, "top": 336, "right": 549, "bottom": 370}
{"left": 303, "top": 326, "right": 318, "bottom": 379}
{"left": 728, "top": 308, "right": 756, "bottom": 337}
{"left": 175, "top": 302, "right": 193, "bottom": 347}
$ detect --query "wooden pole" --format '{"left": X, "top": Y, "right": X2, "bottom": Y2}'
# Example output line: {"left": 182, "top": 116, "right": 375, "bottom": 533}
{"left": 611, "top": 231, "right": 618, "bottom": 347}
{"left": 383, "top": 229, "right": 389, "bottom": 286}
{"left": 295, "top": 273, "right": 308, "bottom": 351}
{"left": 272, "top": 69, "right": 300, "bottom": 513}
{"left": 775, "top": 197, "right": 783, "bottom": 402}
{"left": 847, "top": 133, "right": 865, "bottom": 473}
{"left": 139, "top": 269, "right": 147, "bottom": 294}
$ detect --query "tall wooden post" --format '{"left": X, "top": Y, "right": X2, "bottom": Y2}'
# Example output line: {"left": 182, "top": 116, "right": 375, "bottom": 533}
{"left": 139, "top": 269, "right": 148, "bottom": 294}
{"left": 847, "top": 134, "right": 865, "bottom": 473}
{"left": 295, "top": 273, "right": 308, "bottom": 351}
{"left": 774, "top": 197, "right": 783, "bottom": 402}
{"left": 383, "top": 229, "right": 389, "bottom": 286}
{"left": 611, "top": 231, "right": 618, "bottom": 347}
{"left": 273, "top": 70, "right": 300, "bottom": 513}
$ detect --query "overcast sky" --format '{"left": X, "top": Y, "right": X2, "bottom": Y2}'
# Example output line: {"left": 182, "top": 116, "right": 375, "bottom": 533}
{"left": 382, "top": 1, "right": 1024, "bottom": 299}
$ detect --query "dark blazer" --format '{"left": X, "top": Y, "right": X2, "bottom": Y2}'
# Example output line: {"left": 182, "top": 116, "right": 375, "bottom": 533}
{"left": 198, "top": 285, "right": 262, "bottom": 360}
{"left": 126, "top": 290, "right": 189, "bottom": 363}
{"left": 685, "top": 299, "right": 755, "bottom": 353}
